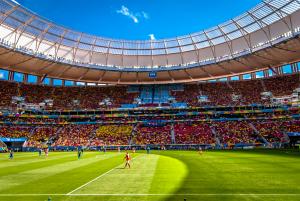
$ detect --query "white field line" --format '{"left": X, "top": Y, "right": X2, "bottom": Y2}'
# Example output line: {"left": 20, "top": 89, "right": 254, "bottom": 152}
{"left": 0, "top": 193, "right": 300, "bottom": 196}
{"left": 67, "top": 155, "right": 142, "bottom": 195}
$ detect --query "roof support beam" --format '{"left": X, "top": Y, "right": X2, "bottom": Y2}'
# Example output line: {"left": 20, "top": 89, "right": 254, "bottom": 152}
{"left": 98, "top": 71, "right": 106, "bottom": 82}
{"left": 167, "top": 70, "right": 174, "bottom": 82}
{"left": 78, "top": 68, "right": 90, "bottom": 80}
{"left": 189, "top": 34, "right": 201, "bottom": 63}
{"left": 73, "top": 33, "right": 83, "bottom": 62}
{"left": 35, "top": 24, "right": 52, "bottom": 52}
{"left": 11, "top": 16, "right": 36, "bottom": 48}
{"left": 233, "top": 58, "right": 258, "bottom": 71}
{"left": 216, "top": 63, "right": 235, "bottom": 75}
{"left": 56, "top": 66, "right": 72, "bottom": 77}
{"left": 184, "top": 69, "right": 194, "bottom": 79}
{"left": 35, "top": 62, "right": 56, "bottom": 74}
{"left": 10, "top": 57, "right": 34, "bottom": 67}
{"left": 252, "top": 51, "right": 280, "bottom": 63}
{"left": 263, "top": 1, "right": 292, "bottom": 31}
{"left": 117, "top": 71, "right": 122, "bottom": 83}
{"left": 55, "top": 30, "right": 69, "bottom": 59}
{"left": 0, "top": 4, "right": 20, "bottom": 25}
{"left": 247, "top": 11, "right": 272, "bottom": 44}
{"left": 203, "top": 31, "right": 217, "bottom": 60}
{"left": 231, "top": 19, "right": 252, "bottom": 50}
{"left": 177, "top": 38, "right": 185, "bottom": 66}
{"left": 217, "top": 25, "right": 234, "bottom": 58}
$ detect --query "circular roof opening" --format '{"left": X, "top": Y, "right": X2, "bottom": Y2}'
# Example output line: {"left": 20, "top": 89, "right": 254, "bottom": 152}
{"left": 16, "top": 0, "right": 261, "bottom": 40}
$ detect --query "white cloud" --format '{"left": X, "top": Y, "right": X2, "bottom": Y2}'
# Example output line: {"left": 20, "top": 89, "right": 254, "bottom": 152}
{"left": 0, "top": 73, "right": 3, "bottom": 79}
{"left": 117, "top": 6, "right": 139, "bottom": 23}
{"left": 117, "top": 6, "right": 149, "bottom": 24}
{"left": 142, "top": 12, "right": 149, "bottom": 19}
{"left": 149, "top": 34, "right": 156, "bottom": 40}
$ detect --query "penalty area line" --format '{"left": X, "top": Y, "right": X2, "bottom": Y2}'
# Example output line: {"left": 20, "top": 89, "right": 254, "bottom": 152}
{"left": 66, "top": 155, "right": 142, "bottom": 195}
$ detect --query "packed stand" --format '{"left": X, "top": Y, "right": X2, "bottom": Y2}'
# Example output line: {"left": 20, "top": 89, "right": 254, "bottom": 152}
{"left": 134, "top": 124, "right": 171, "bottom": 145}
{"left": 174, "top": 122, "right": 215, "bottom": 144}
{"left": 92, "top": 125, "right": 133, "bottom": 146}
{"left": 173, "top": 74, "right": 300, "bottom": 107}
{"left": 252, "top": 120, "right": 285, "bottom": 143}
{"left": 25, "top": 126, "right": 60, "bottom": 147}
{"left": 0, "top": 126, "right": 33, "bottom": 138}
{"left": 282, "top": 120, "right": 300, "bottom": 133}
{"left": 213, "top": 121, "right": 258, "bottom": 145}
{"left": 13, "top": 83, "right": 138, "bottom": 110}
{"left": 0, "top": 80, "right": 18, "bottom": 108}
{"left": 52, "top": 125, "right": 97, "bottom": 147}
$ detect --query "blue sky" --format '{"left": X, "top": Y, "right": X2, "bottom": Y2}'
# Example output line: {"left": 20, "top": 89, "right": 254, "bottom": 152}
{"left": 16, "top": 0, "right": 262, "bottom": 40}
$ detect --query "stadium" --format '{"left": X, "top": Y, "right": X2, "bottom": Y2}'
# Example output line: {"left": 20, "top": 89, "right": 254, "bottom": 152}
{"left": 0, "top": 0, "right": 300, "bottom": 200}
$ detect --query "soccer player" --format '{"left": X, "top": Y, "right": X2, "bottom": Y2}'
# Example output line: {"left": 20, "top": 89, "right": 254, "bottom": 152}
{"left": 124, "top": 152, "right": 131, "bottom": 169}
{"left": 77, "top": 148, "right": 82, "bottom": 159}
{"left": 38, "top": 148, "right": 42, "bottom": 157}
{"left": 45, "top": 147, "right": 49, "bottom": 157}
{"left": 9, "top": 149, "right": 14, "bottom": 159}
{"left": 146, "top": 146, "right": 150, "bottom": 154}
{"left": 198, "top": 146, "right": 203, "bottom": 155}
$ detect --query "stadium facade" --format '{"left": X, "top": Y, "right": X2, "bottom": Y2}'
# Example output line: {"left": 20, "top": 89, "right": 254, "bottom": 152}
{"left": 0, "top": 0, "right": 300, "bottom": 84}
{"left": 0, "top": 0, "right": 300, "bottom": 151}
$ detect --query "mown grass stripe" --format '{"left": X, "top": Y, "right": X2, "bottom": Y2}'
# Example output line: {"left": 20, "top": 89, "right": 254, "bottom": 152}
{"left": 0, "top": 152, "right": 104, "bottom": 177}
{"left": 0, "top": 153, "right": 120, "bottom": 193}
{"left": 67, "top": 154, "right": 144, "bottom": 195}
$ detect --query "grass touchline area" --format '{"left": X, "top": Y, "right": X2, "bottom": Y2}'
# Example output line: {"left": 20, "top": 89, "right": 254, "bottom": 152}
{"left": 1, "top": 193, "right": 300, "bottom": 196}
{"left": 67, "top": 155, "right": 142, "bottom": 195}
{"left": 0, "top": 150, "right": 300, "bottom": 201}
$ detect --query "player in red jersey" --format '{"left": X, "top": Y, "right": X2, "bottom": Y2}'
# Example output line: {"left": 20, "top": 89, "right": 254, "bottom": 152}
{"left": 44, "top": 147, "right": 49, "bottom": 157}
{"left": 124, "top": 152, "right": 131, "bottom": 169}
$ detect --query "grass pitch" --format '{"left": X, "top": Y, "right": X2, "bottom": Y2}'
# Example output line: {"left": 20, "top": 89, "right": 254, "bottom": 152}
{"left": 0, "top": 150, "right": 300, "bottom": 201}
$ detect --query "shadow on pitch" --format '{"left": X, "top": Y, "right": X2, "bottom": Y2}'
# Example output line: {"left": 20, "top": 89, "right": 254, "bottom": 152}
{"left": 159, "top": 149, "right": 300, "bottom": 201}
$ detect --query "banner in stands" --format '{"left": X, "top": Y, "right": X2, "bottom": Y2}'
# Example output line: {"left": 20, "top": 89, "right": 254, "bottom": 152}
{"left": 0, "top": 137, "right": 27, "bottom": 142}
{"left": 287, "top": 132, "right": 300, "bottom": 137}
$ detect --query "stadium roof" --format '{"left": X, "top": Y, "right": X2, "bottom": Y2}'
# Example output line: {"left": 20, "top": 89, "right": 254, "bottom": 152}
{"left": 0, "top": 0, "right": 300, "bottom": 84}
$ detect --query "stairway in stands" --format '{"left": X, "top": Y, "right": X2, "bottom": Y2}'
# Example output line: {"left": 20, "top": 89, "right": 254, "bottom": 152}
{"left": 248, "top": 122, "right": 269, "bottom": 144}
{"left": 129, "top": 124, "right": 138, "bottom": 145}
{"left": 210, "top": 124, "right": 221, "bottom": 147}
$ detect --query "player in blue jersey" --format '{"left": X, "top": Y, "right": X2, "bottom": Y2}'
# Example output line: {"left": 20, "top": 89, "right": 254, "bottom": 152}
{"left": 38, "top": 148, "right": 42, "bottom": 157}
{"left": 9, "top": 149, "right": 14, "bottom": 159}
{"left": 77, "top": 148, "right": 82, "bottom": 159}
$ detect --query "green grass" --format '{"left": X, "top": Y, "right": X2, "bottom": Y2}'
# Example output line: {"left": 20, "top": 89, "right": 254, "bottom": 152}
{"left": 0, "top": 149, "right": 300, "bottom": 201}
